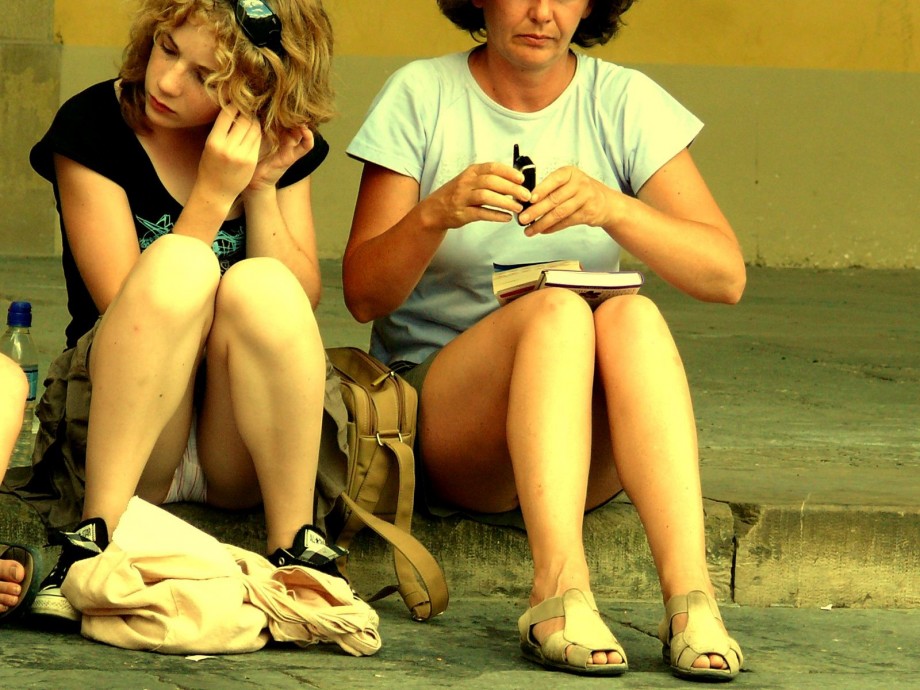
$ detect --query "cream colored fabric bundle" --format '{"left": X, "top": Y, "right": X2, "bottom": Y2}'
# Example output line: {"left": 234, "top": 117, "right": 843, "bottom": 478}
{"left": 62, "top": 498, "right": 381, "bottom": 656}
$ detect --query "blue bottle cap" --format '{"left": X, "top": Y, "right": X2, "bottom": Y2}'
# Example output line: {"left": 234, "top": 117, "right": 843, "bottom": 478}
{"left": 6, "top": 301, "right": 32, "bottom": 328}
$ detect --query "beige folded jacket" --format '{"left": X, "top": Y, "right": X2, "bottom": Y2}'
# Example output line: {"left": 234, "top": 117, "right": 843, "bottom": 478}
{"left": 62, "top": 498, "right": 381, "bottom": 656}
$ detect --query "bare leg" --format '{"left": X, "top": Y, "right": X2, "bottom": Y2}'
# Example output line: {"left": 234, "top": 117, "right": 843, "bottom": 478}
{"left": 196, "top": 258, "right": 325, "bottom": 552}
{"left": 0, "top": 356, "right": 28, "bottom": 611}
{"left": 0, "top": 354, "right": 26, "bottom": 483}
{"left": 82, "top": 235, "right": 219, "bottom": 531}
{"left": 420, "top": 288, "right": 621, "bottom": 666}
{"left": 593, "top": 294, "right": 731, "bottom": 670}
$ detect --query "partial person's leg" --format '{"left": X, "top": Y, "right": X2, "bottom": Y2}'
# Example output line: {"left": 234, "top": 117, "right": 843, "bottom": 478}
{"left": 419, "top": 288, "right": 623, "bottom": 668}
{"left": 83, "top": 235, "right": 220, "bottom": 529}
{"left": 31, "top": 236, "right": 219, "bottom": 625}
{"left": 195, "top": 258, "right": 325, "bottom": 553}
{"left": 0, "top": 357, "right": 30, "bottom": 615}
{"left": 591, "top": 294, "right": 741, "bottom": 675}
{"left": 0, "top": 353, "right": 26, "bottom": 480}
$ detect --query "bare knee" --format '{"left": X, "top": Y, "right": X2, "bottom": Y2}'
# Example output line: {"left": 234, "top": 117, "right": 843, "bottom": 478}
{"left": 595, "top": 294, "right": 687, "bottom": 386}
{"left": 215, "top": 258, "right": 320, "bottom": 349}
{"left": 529, "top": 286, "right": 594, "bottom": 317}
{"left": 595, "top": 293, "right": 662, "bottom": 326}
{"left": 518, "top": 287, "right": 595, "bottom": 341}
{"left": 594, "top": 294, "right": 675, "bottom": 347}
{"left": 218, "top": 258, "right": 313, "bottom": 323}
{"left": 121, "top": 235, "right": 220, "bottom": 319}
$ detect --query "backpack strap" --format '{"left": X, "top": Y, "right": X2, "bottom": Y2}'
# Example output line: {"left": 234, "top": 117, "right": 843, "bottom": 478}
{"left": 339, "top": 490, "right": 449, "bottom": 621}
{"left": 327, "top": 346, "right": 448, "bottom": 620}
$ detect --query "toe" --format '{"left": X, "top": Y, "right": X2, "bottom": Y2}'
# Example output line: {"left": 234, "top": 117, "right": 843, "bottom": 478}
{"left": 0, "top": 586, "right": 22, "bottom": 608}
{"left": 0, "top": 559, "right": 25, "bottom": 584}
{"left": 586, "top": 648, "right": 624, "bottom": 666}
{"left": 605, "top": 650, "right": 624, "bottom": 665}
{"left": 691, "top": 653, "right": 728, "bottom": 670}
{"left": 0, "top": 580, "right": 23, "bottom": 597}
{"left": 0, "top": 560, "right": 25, "bottom": 610}
{"left": 691, "top": 654, "right": 711, "bottom": 670}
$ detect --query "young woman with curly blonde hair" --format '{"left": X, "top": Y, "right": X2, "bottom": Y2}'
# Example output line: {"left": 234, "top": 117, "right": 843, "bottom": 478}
{"left": 22, "top": 0, "right": 346, "bottom": 627}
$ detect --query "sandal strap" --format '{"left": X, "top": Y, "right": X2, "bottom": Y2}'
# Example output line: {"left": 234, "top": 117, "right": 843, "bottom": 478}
{"left": 519, "top": 589, "right": 626, "bottom": 669}
{"left": 659, "top": 590, "right": 744, "bottom": 676}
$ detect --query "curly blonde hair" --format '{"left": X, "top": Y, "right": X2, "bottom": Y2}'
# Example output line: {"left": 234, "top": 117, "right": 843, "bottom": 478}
{"left": 119, "top": 0, "right": 334, "bottom": 155}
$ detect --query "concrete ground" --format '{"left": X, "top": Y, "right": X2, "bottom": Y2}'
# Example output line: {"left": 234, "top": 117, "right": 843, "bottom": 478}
{"left": 1, "top": 597, "right": 918, "bottom": 689}
{"left": 1, "top": 257, "right": 918, "bottom": 686}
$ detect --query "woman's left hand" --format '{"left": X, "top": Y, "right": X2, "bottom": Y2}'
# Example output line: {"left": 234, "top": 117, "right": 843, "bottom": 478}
{"left": 247, "top": 125, "right": 315, "bottom": 192}
{"left": 517, "top": 166, "right": 620, "bottom": 236}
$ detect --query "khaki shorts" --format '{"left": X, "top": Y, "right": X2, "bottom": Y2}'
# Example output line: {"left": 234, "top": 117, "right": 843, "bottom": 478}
{"left": 8, "top": 319, "right": 205, "bottom": 526}
{"left": 395, "top": 351, "right": 529, "bottom": 530}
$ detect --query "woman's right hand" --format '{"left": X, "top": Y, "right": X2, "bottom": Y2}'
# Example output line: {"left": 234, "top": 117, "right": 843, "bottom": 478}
{"left": 422, "top": 162, "right": 531, "bottom": 231}
{"left": 196, "top": 106, "right": 263, "bottom": 209}
{"left": 344, "top": 161, "right": 529, "bottom": 322}
{"left": 171, "top": 107, "right": 263, "bottom": 246}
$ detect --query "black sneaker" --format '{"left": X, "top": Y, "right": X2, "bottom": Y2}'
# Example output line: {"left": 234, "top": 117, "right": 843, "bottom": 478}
{"left": 31, "top": 517, "right": 109, "bottom": 626}
{"left": 267, "top": 524, "right": 348, "bottom": 580}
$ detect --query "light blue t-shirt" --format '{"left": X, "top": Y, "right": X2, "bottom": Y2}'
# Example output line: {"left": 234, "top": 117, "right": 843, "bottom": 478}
{"left": 347, "top": 50, "right": 703, "bottom": 365}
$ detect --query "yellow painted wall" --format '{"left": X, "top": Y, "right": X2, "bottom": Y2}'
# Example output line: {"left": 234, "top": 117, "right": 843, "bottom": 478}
{"left": 57, "top": 0, "right": 920, "bottom": 72}
{"left": 44, "top": 1, "right": 920, "bottom": 268}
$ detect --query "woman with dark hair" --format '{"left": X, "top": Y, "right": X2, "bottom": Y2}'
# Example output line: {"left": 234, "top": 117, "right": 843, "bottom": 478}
{"left": 344, "top": 0, "right": 744, "bottom": 681}
{"left": 20, "top": 0, "right": 347, "bottom": 629}
{"left": 439, "top": 0, "right": 635, "bottom": 46}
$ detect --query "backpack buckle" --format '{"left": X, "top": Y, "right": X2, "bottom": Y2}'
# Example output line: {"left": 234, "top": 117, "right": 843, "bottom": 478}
{"left": 376, "top": 431, "right": 405, "bottom": 446}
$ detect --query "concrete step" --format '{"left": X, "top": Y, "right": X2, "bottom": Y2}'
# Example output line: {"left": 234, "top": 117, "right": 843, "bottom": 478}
{"left": 3, "top": 490, "right": 917, "bottom": 609}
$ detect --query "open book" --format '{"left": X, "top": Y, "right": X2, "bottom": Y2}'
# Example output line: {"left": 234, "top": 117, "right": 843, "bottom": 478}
{"left": 493, "top": 260, "right": 644, "bottom": 307}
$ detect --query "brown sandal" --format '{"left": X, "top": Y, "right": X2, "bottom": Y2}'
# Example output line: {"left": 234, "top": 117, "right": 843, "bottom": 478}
{"left": 518, "top": 588, "right": 628, "bottom": 676}
{"left": 658, "top": 590, "right": 743, "bottom": 682}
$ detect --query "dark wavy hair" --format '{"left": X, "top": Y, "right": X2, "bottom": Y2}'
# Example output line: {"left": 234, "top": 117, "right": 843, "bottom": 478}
{"left": 437, "top": 0, "right": 637, "bottom": 47}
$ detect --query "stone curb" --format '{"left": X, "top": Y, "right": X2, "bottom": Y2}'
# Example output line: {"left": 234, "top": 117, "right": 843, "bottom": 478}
{"left": 4, "top": 492, "right": 916, "bottom": 609}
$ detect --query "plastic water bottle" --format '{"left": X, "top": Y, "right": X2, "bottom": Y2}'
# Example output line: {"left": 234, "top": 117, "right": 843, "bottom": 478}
{"left": 1, "top": 301, "right": 39, "bottom": 467}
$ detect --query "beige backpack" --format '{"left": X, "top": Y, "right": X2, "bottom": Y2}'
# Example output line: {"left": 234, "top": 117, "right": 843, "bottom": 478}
{"left": 326, "top": 347, "right": 449, "bottom": 621}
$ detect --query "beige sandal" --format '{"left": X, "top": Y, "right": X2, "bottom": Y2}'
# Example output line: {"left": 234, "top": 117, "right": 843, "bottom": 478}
{"left": 518, "top": 588, "right": 628, "bottom": 676}
{"left": 658, "top": 590, "right": 744, "bottom": 682}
